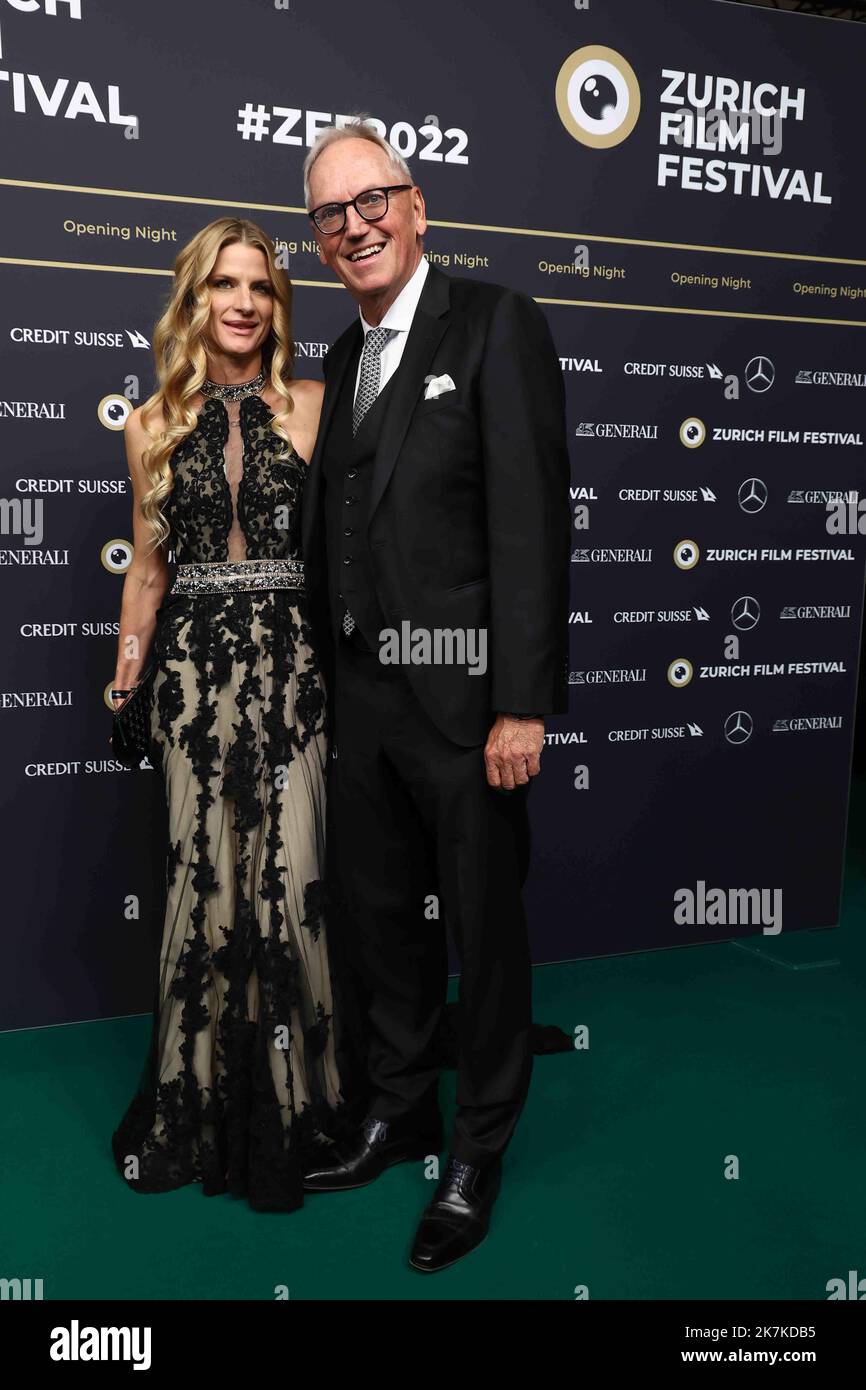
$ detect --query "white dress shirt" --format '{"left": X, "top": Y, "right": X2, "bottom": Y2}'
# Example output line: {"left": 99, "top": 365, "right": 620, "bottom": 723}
{"left": 353, "top": 254, "right": 430, "bottom": 403}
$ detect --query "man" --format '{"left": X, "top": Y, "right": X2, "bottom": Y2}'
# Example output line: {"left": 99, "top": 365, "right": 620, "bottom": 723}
{"left": 300, "top": 121, "right": 570, "bottom": 1273}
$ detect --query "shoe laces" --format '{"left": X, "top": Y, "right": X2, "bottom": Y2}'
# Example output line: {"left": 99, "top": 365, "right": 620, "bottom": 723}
{"left": 362, "top": 1116, "right": 389, "bottom": 1144}
{"left": 446, "top": 1157, "right": 477, "bottom": 1190}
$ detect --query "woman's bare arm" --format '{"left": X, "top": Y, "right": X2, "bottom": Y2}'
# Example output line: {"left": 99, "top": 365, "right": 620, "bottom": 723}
{"left": 111, "top": 407, "right": 171, "bottom": 702}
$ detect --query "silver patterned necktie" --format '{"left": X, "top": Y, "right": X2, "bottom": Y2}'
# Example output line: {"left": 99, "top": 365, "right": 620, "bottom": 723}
{"left": 343, "top": 326, "right": 393, "bottom": 637}
{"left": 352, "top": 325, "right": 392, "bottom": 435}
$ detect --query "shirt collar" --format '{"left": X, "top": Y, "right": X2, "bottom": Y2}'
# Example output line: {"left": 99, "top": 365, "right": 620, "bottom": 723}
{"left": 359, "top": 255, "right": 430, "bottom": 338}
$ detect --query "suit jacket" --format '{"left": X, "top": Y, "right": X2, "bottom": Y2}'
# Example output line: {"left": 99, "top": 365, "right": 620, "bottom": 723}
{"left": 301, "top": 262, "right": 571, "bottom": 748}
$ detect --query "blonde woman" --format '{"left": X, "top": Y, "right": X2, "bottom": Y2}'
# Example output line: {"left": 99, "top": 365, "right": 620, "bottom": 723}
{"left": 110, "top": 218, "right": 348, "bottom": 1211}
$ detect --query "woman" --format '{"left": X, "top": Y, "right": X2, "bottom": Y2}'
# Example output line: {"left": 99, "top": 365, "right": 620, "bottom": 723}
{"left": 110, "top": 217, "right": 349, "bottom": 1212}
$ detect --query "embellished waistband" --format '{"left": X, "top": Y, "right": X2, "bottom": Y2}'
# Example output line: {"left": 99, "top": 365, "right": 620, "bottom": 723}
{"left": 171, "top": 557, "right": 305, "bottom": 596}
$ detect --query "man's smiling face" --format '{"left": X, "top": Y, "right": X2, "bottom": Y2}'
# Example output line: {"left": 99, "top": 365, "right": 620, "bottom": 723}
{"left": 308, "top": 138, "right": 427, "bottom": 323}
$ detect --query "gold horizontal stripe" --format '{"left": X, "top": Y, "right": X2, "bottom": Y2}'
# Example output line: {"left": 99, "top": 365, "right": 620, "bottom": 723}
{"left": 0, "top": 255, "right": 171, "bottom": 277}
{"left": 0, "top": 255, "right": 344, "bottom": 287}
{"left": 0, "top": 176, "right": 305, "bottom": 215}
{"left": 1, "top": 258, "right": 861, "bottom": 326}
{"left": 430, "top": 217, "right": 866, "bottom": 267}
{"left": 2, "top": 176, "right": 865, "bottom": 267}
{"left": 536, "top": 294, "right": 866, "bottom": 329}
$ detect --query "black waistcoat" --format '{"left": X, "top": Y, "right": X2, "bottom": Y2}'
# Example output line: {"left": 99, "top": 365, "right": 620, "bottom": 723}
{"left": 322, "top": 346, "right": 398, "bottom": 647}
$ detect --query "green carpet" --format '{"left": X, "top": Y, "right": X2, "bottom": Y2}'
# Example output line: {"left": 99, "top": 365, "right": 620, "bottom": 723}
{"left": 2, "top": 787, "right": 864, "bottom": 1301}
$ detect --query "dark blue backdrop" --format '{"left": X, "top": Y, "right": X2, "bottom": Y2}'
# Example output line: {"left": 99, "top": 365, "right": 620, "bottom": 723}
{"left": 1, "top": 0, "right": 865, "bottom": 1029}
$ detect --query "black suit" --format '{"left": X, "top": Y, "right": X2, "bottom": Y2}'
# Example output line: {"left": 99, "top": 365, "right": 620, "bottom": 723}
{"left": 302, "top": 263, "right": 570, "bottom": 1165}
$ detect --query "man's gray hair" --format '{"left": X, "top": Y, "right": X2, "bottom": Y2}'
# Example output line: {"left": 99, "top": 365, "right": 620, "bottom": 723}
{"left": 303, "top": 118, "right": 413, "bottom": 209}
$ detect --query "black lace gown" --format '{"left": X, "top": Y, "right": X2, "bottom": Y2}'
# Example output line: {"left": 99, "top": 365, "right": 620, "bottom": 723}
{"left": 112, "top": 393, "right": 348, "bottom": 1212}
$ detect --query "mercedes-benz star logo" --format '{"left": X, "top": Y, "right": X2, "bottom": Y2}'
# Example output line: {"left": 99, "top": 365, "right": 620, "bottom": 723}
{"left": 745, "top": 355, "right": 775, "bottom": 392}
{"left": 724, "top": 710, "right": 754, "bottom": 745}
{"left": 738, "top": 477, "right": 768, "bottom": 513}
{"left": 731, "top": 596, "right": 761, "bottom": 631}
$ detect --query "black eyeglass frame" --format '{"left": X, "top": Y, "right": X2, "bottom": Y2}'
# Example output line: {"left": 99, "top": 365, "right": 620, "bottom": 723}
{"left": 308, "top": 184, "right": 414, "bottom": 235}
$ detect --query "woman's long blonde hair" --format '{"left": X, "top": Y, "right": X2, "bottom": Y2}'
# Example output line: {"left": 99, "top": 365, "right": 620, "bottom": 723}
{"left": 140, "top": 217, "right": 294, "bottom": 549}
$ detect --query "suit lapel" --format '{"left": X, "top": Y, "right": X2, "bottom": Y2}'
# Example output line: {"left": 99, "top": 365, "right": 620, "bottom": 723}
{"left": 303, "top": 265, "right": 452, "bottom": 548}
{"left": 367, "top": 264, "right": 451, "bottom": 524}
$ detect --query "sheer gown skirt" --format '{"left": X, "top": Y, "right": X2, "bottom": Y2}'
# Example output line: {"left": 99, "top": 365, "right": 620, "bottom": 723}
{"left": 112, "top": 585, "right": 345, "bottom": 1212}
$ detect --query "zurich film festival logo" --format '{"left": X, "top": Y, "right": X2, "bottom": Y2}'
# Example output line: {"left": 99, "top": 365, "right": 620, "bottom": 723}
{"left": 556, "top": 47, "right": 641, "bottom": 149}
{"left": 97, "top": 394, "right": 131, "bottom": 431}
{"left": 101, "top": 540, "right": 133, "bottom": 575}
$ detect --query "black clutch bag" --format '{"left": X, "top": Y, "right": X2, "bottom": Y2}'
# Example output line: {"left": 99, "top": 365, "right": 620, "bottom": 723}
{"left": 111, "top": 664, "right": 156, "bottom": 766}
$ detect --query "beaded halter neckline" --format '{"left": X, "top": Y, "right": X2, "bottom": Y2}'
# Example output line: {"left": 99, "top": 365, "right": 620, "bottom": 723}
{"left": 200, "top": 368, "right": 267, "bottom": 403}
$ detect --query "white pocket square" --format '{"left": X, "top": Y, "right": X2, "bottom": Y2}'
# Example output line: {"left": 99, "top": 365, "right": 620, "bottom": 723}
{"left": 423, "top": 373, "right": 456, "bottom": 401}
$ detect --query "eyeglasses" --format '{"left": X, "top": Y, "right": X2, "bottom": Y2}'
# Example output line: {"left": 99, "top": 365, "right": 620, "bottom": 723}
{"left": 308, "top": 184, "right": 413, "bottom": 236}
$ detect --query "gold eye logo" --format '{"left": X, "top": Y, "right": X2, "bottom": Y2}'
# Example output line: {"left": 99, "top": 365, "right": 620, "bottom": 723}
{"left": 674, "top": 540, "right": 700, "bottom": 571}
{"left": 679, "top": 418, "right": 706, "bottom": 449}
{"left": 98, "top": 394, "right": 132, "bottom": 431}
{"left": 556, "top": 46, "right": 641, "bottom": 149}
{"left": 101, "top": 539, "right": 133, "bottom": 574}
{"left": 667, "top": 658, "right": 694, "bottom": 689}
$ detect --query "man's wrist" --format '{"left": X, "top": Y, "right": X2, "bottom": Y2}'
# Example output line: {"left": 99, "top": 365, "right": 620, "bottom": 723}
{"left": 501, "top": 711, "right": 545, "bottom": 720}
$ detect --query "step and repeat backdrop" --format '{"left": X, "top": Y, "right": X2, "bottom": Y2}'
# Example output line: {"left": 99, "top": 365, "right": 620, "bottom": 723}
{"left": 2, "top": 0, "right": 865, "bottom": 1028}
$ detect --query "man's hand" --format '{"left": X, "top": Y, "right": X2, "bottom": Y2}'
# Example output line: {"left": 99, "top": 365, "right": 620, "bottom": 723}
{"left": 484, "top": 714, "right": 545, "bottom": 789}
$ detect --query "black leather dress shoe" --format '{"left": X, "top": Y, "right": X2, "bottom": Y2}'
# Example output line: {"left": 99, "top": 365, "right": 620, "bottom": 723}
{"left": 302, "top": 1115, "right": 441, "bottom": 1193}
{"left": 409, "top": 1155, "right": 502, "bottom": 1272}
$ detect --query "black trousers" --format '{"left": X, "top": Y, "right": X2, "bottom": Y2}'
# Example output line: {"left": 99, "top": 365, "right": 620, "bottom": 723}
{"left": 331, "top": 635, "right": 534, "bottom": 1167}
